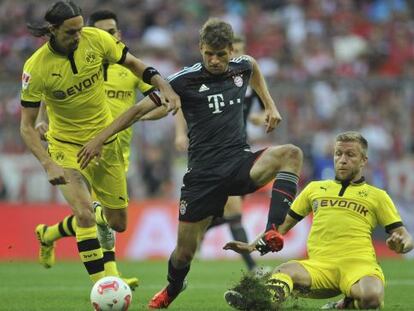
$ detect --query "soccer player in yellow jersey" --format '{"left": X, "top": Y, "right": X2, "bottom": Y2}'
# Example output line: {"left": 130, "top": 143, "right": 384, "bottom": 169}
{"left": 20, "top": 1, "right": 179, "bottom": 284}
{"left": 32, "top": 9, "right": 166, "bottom": 289}
{"left": 224, "top": 131, "right": 413, "bottom": 310}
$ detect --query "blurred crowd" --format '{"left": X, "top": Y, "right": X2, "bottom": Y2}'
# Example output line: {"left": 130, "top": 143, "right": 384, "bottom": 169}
{"left": 0, "top": 0, "right": 414, "bottom": 201}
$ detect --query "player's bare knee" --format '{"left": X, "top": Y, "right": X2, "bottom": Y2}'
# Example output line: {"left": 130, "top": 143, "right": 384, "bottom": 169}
{"left": 359, "top": 294, "right": 382, "bottom": 309}
{"left": 107, "top": 220, "right": 127, "bottom": 232}
{"left": 280, "top": 144, "right": 303, "bottom": 171}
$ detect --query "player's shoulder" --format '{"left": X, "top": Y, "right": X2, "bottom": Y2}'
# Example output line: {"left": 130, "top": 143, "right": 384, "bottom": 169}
{"left": 24, "top": 43, "right": 50, "bottom": 71}
{"left": 362, "top": 182, "right": 388, "bottom": 197}
{"left": 81, "top": 26, "right": 104, "bottom": 37}
{"left": 230, "top": 54, "right": 253, "bottom": 68}
{"left": 167, "top": 62, "right": 203, "bottom": 82}
{"left": 305, "top": 179, "right": 334, "bottom": 190}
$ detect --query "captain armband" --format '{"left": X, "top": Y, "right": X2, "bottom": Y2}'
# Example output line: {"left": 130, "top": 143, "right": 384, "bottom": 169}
{"left": 142, "top": 66, "right": 161, "bottom": 84}
{"left": 148, "top": 90, "right": 162, "bottom": 107}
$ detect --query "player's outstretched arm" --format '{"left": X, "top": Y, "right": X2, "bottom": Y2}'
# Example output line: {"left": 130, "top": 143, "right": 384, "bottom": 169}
{"left": 174, "top": 110, "right": 188, "bottom": 152}
{"left": 122, "top": 53, "right": 181, "bottom": 114}
{"left": 247, "top": 55, "right": 282, "bottom": 133}
{"left": 77, "top": 96, "right": 160, "bottom": 169}
{"left": 386, "top": 226, "right": 413, "bottom": 254}
{"left": 21, "top": 107, "right": 66, "bottom": 185}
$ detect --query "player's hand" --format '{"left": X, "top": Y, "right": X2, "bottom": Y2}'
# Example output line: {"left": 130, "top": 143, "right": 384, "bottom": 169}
{"left": 386, "top": 231, "right": 413, "bottom": 254}
{"left": 35, "top": 121, "right": 49, "bottom": 141}
{"left": 223, "top": 241, "right": 256, "bottom": 254}
{"left": 264, "top": 108, "right": 282, "bottom": 133}
{"left": 175, "top": 135, "right": 188, "bottom": 152}
{"left": 159, "top": 84, "right": 181, "bottom": 115}
{"left": 44, "top": 162, "right": 67, "bottom": 185}
{"left": 77, "top": 138, "right": 104, "bottom": 170}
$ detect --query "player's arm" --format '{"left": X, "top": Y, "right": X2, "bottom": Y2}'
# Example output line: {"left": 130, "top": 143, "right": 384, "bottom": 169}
{"left": 20, "top": 106, "right": 66, "bottom": 185}
{"left": 77, "top": 95, "right": 162, "bottom": 169}
{"left": 174, "top": 109, "right": 188, "bottom": 152}
{"left": 35, "top": 102, "right": 48, "bottom": 141}
{"left": 386, "top": 226, "right": 413, "bottom": 254}
{"left": 122, "top": 53, "right": 181, "bottom": 114}
{"left": 246, "top": 55, "right": 282, "bottom": 133}
{"left": 140, "top": 105, "right": 169, "bottom": 120}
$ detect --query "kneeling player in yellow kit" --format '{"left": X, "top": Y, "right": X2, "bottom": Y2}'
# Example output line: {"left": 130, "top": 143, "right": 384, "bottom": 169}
{"left": 33, "top": 9, "right": 163, "bottom": 289}
{"left": 224, "top": 131, "right": 413, "bottom": 310}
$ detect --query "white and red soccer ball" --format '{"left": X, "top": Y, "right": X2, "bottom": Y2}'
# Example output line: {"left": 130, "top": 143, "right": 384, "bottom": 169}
{"left": 90, "top": 276, "right": 132, "bottom": 311}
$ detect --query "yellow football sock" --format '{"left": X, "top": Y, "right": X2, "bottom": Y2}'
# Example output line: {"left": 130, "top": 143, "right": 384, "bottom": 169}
{"left": 103, "top": 247, "right": 120, "bottom": 277}
{"left": 266, "top": 272, "right": 293, "bottom": 302}
{"left": 76, "top": 225, "right": 105, "bottom": 283}
{"left": 93, "top": 202, "right": 108, "bottom": 226}
{"left": 44, "top": 215, "right": 77, "bottom": 243}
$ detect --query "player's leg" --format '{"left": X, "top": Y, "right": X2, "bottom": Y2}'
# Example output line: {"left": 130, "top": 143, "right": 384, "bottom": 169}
{"left": 249, "top": 145, "right": 302, "bottom": 253}
{"left": 35, "top": 214, "right": 76, "bottom": 268}
{"left": 347, "top": 276, "right": 384, "bottom": 309}
{"left": 148, "top": 217, "right": 213, "bottom": 309}
{"left": 225, "top": 261, "right": 311, "bottom": 309}
{"left": 58, "top": 168, "right": 105, "bottom": 283}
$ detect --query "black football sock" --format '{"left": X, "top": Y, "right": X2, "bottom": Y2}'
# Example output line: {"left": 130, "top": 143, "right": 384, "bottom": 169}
{"left": 166, "top": 257, "right": 190, "bottom": 296}
{"left": 228, "top": 215, "right": 256, "bottom": 270}
{"left": 266, "top": 171, "right": 299, "bottom": 231}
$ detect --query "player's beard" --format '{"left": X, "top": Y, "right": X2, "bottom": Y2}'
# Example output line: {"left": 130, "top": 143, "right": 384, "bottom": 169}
{"left": 335, "top": 167, "right": 359, "bottom": 183}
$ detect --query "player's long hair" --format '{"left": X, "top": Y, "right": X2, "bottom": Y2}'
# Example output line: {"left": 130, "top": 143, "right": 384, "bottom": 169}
{"left": 200, "top": 18, "right": 234, "bottom": 49}
{"left": 27, "top": 1, "right": 82, "bottom": 37}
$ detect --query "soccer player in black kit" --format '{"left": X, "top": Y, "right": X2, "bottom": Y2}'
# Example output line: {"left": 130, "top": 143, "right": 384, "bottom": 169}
{"left": 77, "top": 18, "right": 303, "bottom": 309}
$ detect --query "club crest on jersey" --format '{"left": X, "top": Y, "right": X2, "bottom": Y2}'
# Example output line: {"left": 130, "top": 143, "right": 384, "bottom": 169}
{"left": 179, "top": 200, "right": 187, "bottom": 215}
{"left": 233, "top": 75, "right": 243, "bottom": 87}
{"left": 22, "top": 72, "right": 31, "bottom": 90}
{"left": 85, "top": 50, "right": 97, "bottom": 64}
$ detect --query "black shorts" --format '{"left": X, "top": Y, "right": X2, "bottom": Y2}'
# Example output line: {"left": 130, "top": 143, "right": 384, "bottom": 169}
{"left": 178, "top": 149, "right": 265, "bottom": 222}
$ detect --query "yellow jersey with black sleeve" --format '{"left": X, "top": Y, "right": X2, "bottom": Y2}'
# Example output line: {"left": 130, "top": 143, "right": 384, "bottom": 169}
{"left": 289, "top": 178, "right": 402, "bottom": 261}
{"left": 20, "top": 27, "right": 128, "bottom": 145}
{"left": 103, "top": 63, "right": 154, "bottom": 171}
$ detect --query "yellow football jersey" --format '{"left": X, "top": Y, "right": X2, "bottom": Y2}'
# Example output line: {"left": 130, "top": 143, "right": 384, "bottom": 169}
{"left": 103, "top": 64, "right": 153, "bottom": 169}
{"left": 290, "top": 178, "right": 402, "bottom": 261}
{"left": 21, "top": 27, "right": 128, "bottom": 145}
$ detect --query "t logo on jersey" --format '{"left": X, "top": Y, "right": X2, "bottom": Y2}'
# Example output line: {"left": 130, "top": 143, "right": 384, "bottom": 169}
{"left": 207, "top": 93, "right": 241, "bottom": 114}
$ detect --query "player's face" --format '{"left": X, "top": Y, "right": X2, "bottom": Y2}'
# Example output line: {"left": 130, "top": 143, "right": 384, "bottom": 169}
{"left": 200, "top": 43, "right": 233, "bottom": 75}
{"left": 93, "top": 18, "right": 120, "bottom": 40}
{"left": 232, "top": 42, "right": 245, "bottom": 58}
{"left": 334, "top": 141, "right": 367, "bottom": 182}
{"left": 52, "top": 15, "right": 84, "bottom": 53}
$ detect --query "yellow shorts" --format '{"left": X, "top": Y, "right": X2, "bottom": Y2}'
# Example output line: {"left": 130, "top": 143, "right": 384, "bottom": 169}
{"left": 47, "top": 136, "right": 128, "bottom": 209}
{"left": 293, "top": 258, "right": 385, "bottom": 296}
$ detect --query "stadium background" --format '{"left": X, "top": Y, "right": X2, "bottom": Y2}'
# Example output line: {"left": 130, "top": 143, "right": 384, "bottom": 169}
{"left": 0, "top": 0, "right": 413, "bottom": 262}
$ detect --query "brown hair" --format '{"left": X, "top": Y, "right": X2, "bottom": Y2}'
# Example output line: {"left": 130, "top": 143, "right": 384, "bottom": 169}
{"left": 199, "top": 18, "right": 234, "bottom": 49}
{"left": 335, "top": 131, "right": 368, "bottom": 157}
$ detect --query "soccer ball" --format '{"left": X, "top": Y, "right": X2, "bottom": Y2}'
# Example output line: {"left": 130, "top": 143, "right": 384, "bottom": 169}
{"left": 90, "top": 276, "right": 132, "bottom": 311}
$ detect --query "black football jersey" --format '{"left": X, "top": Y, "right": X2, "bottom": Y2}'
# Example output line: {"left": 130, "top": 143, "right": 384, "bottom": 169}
{"left": 168, "top": 56, "right": 253, "bottom": 167}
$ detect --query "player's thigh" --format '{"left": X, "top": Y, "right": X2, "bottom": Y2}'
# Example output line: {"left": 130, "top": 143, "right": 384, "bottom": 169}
{"left": 292, "top": 259, "right": 339, "bottom": 293}
{"left": 340, "top": 259, "right": 385, "bottom": 298}
{"left": 250, "top": 145, "right": 302, "bottom": 186}
{"left": 275, "top": 261, "right": 312, "bottom": 288}
{"left": 223, "top": 196, "right": 243, "bottom": 217}
{"left": 58, "top": 168, "right": 94, "bottom": 226}
{"left": 90, "top": 140, "right": 128, "bottom": 210}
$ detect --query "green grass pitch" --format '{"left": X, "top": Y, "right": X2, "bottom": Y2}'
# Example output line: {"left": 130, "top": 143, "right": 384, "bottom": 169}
{"left": 0, "top": 259, "right": 412, "bottom": 310}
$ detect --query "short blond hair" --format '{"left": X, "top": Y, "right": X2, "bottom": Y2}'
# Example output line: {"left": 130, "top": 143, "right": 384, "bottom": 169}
{"left": 335, "top": 131, "right": 368, "bottom": 157}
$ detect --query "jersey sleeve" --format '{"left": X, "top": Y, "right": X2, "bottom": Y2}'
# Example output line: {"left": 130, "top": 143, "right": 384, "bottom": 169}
{"left": 99, "top": 29, "right": 128, "bottom": 64}
{"left": 375, "top": 190, "right": 403, "bottom": 232}
{"left": 136, "top": 78, "right": 155, "bottom": 96}
{"left": 290, "top": 183, "right": 313, "bottom": 218}
{"left": 20, "top": 60, "right": 43, "bottom": 108}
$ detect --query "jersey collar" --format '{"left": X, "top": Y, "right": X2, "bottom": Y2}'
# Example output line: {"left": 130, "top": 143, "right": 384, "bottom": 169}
{"left": 334, "top": 176, "right": 366, "bottom": 186}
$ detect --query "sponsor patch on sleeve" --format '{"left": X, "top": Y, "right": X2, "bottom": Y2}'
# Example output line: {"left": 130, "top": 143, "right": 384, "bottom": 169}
{"left": 22, "top": 72, "right": 31, "bottom": 90}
